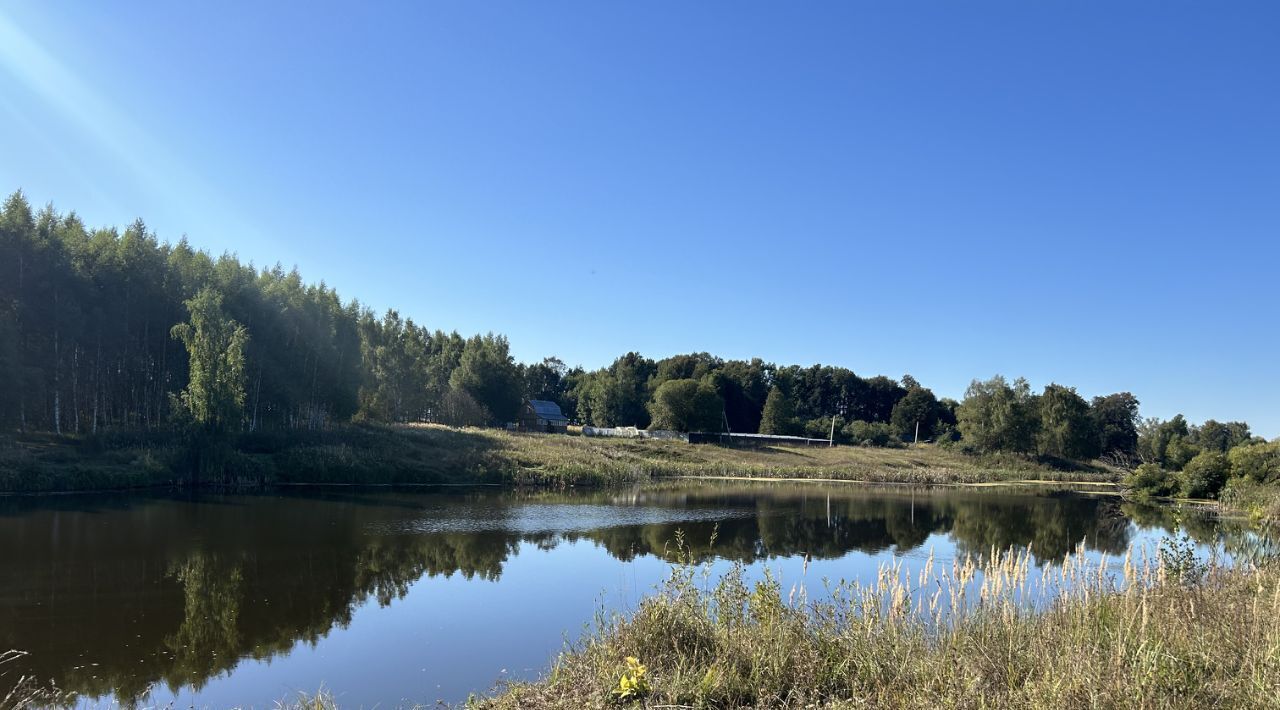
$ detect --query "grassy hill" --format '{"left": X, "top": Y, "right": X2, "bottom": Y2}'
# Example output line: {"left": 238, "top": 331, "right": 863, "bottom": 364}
{"left": 0, "top": 424, "right": 1121, "bottom": 494}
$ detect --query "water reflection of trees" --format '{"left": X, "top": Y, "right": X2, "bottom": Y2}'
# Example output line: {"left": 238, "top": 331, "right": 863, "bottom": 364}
{"left": 0, "top": 485, "right": 1238, "bottom": 705}
{"left": 572, "top": 487, "right": 1134, "bottom": 564}
{"left": 1121, "top": 501, "right": 1280, "bottom": 564}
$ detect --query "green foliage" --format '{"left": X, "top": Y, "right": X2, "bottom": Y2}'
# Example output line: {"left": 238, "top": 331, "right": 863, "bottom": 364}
{"left": 522, "top": 357, "right": 569, "bottom": 406}
{"left": 710, "top": 358, "right": 770, "bottom": 434}
{"left": 1219, "top": 477, "right": 1280, "bottom": 524}
{"left": 576, "top": 353, "right": 656, "bottom": 428}
{"left": 610, "top": 656, "right": 651, "bottom": 703}
{"left": 1191, "top": 420, "right": 1252, "bottom": 453}
{"left": 757, "top": 386, "right": 797, "bottom": 436}
{"left": 1137, "top": 415, "right": 1193, "bottom": 468}
{"left": 170, "top": 289, "right": 249, "bottom": 434}
{"left": 1089, "top": 392, "right": 1140, "bottom": 457}
{"left": 450, "top": 334, "right": 521, "bottom": 425}
{"left": 956, "top": 376, "right": 1036, "bottom": 453}
{"left": 1158, "top": 531, "right": 1208, "bottom": 586}
{"left": 803, "top": 416, "right": 839, "bottom": 442}
{"left": 437, "top": 386, "right": 489, "bottom": 427}
{"left": 843, "top": 420, "right": 896, "bottom": 447}
{"left": 1163, "top": 436, "right": 1200, "bottom": 471}
{"left": 647, "top": 379, "right": 723, "bottom": 433}
{"left": 478, "top": 546, "right": 1280, "bottom": 710}
{"left": 1122, "top": 463, "right": 1180, "bottom": 499}
{"left": 1035, "top": 384, "right": 1100, "bottom": 460}
{"left": 1228, "top": 440, "right": 1280, "bottom": 484}
{"left": 1180, "top": 450, "right": 1230, "bottom": 499}
{"left": 890, "top": 386, "right": 942, "bottom": 441}
{"left": 0, "top": 190, "right": 1268, "bottom": 492}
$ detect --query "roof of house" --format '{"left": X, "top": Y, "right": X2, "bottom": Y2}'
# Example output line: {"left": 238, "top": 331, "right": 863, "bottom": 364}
{"left": 526, "top": 399, "right": 569, "bottom": 422}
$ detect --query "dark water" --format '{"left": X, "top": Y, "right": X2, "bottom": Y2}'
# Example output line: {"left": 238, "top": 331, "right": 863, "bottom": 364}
{"left": 0, "top": 482, "right": 1265, "bottom": 708}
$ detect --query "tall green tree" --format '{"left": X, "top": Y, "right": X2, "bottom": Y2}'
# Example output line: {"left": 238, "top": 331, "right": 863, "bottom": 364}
{"left": 890, "top": 386, "right": 942, "bottom": 441}
{"left": 956, "top": 375, "right": 1036, "bottom": 453}
{"left": 170, "top": 288, "right": 249, "bottom": 433}
{"left": 1138, "top": 415, "right": 1195, "bottom": 468}
{"left": 1035, "top": 384, "right": 1100, "bottom": 460}
{"left": 647, "top": 378, "right": 723, "bottom": 433}
{"left": 449, "top": 334, "right": 521, "bottom": 424}
{"left": 522, "top": 356, "right": 568, "bottom": 403}
{"left": 1191, "top": 420, "right": 1252, "bottom": 452}
{"left": 715, "top": 358, "right": 771, "bottom": 433}
{"left": 1090, "top": 392, "right": 1140, "bottom": 457}
{"left": 758, "top": 385, "right": 797, "bottom": 436}
{"left": 577, "top": 352, "right": 655, "bottom": 427}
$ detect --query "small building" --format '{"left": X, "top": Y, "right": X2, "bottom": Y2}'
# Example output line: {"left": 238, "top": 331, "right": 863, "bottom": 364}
{"left": 517, "top": 399, "right": 569, "bottom": 433}
{"left": 687, "top": 432, "right": 831, "bottom": 447}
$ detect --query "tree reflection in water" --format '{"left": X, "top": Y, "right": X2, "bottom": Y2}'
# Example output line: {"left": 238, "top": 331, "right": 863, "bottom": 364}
{"left": 0, "top": 483, "right": 1254, "bottom": 705}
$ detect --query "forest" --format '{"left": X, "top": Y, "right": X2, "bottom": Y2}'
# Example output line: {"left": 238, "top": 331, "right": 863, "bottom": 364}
{"left": 2, "top": 192, "right": 1276, "bottom": 500}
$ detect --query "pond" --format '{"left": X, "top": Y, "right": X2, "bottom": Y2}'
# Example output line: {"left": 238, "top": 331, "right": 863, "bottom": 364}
{"left": 0, "top": 481, "right": 1266, "bottom": 708}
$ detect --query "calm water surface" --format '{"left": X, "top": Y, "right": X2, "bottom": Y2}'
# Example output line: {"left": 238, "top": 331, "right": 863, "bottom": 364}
{"left": 0, "top": 482, "right": 1264, "bottom": 708}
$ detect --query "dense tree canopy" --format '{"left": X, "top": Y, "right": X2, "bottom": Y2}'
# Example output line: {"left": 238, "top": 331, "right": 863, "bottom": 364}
{"left": 1090, "top": 393, "right": 1140, "bottom": 458}
{"left": 890, "top": 386, "right": 943, "bottom": 442}
{"left": 956, "top": 376, "right": 1037, "bottom": 454}
{"left": 647, "top": 379, "right": 723, "bottom": 433}
{"left": 0, "top": 192, "right": 1266, "bottom": 478}
{"left": 1035, "top": 384, "right": 1099, "bottom": 460}
{"left": 449, "top": 334, "right": 521, "bottom": 425}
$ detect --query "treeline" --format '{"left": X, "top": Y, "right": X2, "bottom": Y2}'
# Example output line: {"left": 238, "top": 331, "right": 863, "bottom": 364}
{"left": 1124, "top": 415, "right": 1280, "bottom": 501}
{"left": 1, "top": 192, "right": 1271, "bottom": 487}
{"left": 0, "top": 192, "right": 530, "bottom": 433}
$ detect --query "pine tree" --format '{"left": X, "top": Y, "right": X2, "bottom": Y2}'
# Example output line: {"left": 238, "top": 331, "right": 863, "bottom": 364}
{"left": 758, "top": 386, "right": 796, "bottom": 435}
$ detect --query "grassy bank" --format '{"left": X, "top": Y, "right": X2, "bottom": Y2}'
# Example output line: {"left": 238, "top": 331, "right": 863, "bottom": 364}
{"left": 469, "top": 547, "right": 1279, "bottom": 709}
{"left": 0, "top": 424, "right": 1119, "bottom": 493}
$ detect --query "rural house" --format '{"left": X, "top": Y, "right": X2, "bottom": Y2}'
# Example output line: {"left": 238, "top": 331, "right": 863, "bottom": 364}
{"left": 517, "top": 399, "right": 569, "bottom": 433}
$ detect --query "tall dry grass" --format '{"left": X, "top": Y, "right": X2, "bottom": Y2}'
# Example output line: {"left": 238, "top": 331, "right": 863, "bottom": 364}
{"left": 475, "top": 539, "right": 1280, "bottom": 709}
{"left": 0, "top": 650, "right": 68, "bottom": 710}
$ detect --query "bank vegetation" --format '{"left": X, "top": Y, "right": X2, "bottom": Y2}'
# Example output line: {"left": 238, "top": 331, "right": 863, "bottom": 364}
{"left": 473, "top": 542, "right": 1280, "bottom": 709}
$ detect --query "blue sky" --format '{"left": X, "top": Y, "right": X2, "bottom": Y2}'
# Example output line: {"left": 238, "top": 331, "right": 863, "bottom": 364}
{"left": 1, "top": 1, "right": 1277, "bottom": 436}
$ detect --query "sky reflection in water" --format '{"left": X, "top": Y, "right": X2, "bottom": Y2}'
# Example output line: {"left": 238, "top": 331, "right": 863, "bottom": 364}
{"left": 0, "top": 482, "right": 1263, "bottom": 708}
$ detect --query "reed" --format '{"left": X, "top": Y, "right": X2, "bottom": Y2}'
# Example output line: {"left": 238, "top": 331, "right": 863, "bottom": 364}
{"left": 473, "top": 541, "right": 1280, "bottom": 709}
{"left": 0, "top": 650, "right": 69, "bottom": 709}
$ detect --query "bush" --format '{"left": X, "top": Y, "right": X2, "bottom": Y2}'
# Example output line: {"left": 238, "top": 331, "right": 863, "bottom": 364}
{"left": 1180, "top": 450, "right": 1230, "bottom": 499}
{"left": 1122, "top": 463, "right": 1180, "bottom": 499}
{"left": 1164, "top": 436, "right": 1200, "bottom": 471}
{"left": 843, "top": 420, "right": 895, "bottom": 447}
{"left": 932, "top": 422, "right": 960, "bottom": 445}
{"left": 1228, "top": 440, "right": 1280, "bottom": 484}
{"left": 803, "top": 417, "right": 841, "bottom": 443}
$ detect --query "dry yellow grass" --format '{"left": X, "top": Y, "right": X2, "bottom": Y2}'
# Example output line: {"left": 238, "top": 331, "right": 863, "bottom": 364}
{"left": 473, "top": 542, "right": 1280, "bottom": 709}
{"left": 1, "top": 423, "right": 1119, "bottom": 492}
{"left": 405, "top": 424, "right": 1120, "bottom": 487}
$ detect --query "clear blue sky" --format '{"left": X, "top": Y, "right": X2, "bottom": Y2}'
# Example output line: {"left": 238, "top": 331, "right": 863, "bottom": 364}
{"left": 1, "top": 2, "right": 1277, "bottom": 436}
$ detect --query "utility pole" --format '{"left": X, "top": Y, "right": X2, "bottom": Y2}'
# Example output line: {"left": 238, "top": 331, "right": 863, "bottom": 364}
{"left": 829, "top": 403, "right": 847, "bottom": 448}
{"left": 914, "top": 420, "right": 920, "bottom": 445}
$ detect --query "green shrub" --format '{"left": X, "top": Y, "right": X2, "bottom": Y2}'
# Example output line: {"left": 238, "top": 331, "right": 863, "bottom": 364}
{"left": 1180, "top": 450, "right": 1230, "bottom": 499}
{"left": 1228, "top": 440, "right": 1280, "bottom": 484}
{"left": 843, "top": 420, "right": 895, "bottom": 447}
{"left": 1122, "top": 462, "right": 1180, "bottom": 498}
{"left": 1164, "top": 436, "right": 1200, "bottom": 470}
